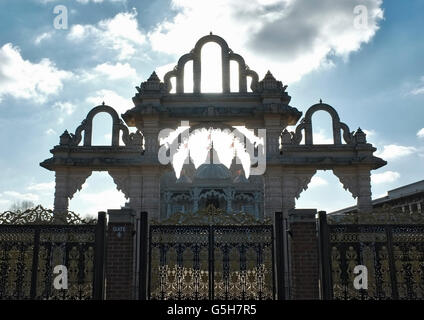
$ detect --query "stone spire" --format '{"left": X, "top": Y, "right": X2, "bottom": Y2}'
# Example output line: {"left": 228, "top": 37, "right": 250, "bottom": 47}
{"left": 256, "top": 70, "right": 290, "bottom": 104}
{"left": 135, "top": 71, "right": 166, "bottom": 96}
{"left": 353, "top": 127, "right": 367, "bottom": 144}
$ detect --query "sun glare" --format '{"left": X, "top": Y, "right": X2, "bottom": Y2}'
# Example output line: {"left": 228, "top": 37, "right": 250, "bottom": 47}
{"left": 201, "top": 42, "right": 222, "bottom": 93}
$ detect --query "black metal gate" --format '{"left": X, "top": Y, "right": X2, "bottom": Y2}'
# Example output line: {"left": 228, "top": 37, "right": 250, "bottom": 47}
{"left": 148, "top": 225, "right": 275, "bottom": 300}
{"left": 0, "top": 207, "right": 106, "bottom": 300}
{"left": 319, "top": 211, "right": 424, "bottom": 300}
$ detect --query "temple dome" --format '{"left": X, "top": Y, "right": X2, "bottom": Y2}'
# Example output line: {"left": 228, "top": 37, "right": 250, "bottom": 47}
{"left": 195, "top": 164, "right": 231, "bottom": 180}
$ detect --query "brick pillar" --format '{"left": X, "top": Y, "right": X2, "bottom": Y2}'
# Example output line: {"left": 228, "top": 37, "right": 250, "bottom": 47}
{"left": 288, "top": 209, "right": 320, "bottom": 300}
{"left": 106, "top": 209, "right": 135, "bottom": 300}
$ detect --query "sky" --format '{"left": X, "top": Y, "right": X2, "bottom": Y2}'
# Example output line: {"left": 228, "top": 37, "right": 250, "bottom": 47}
{"left": 0, "top": 0, "right": 423, "bottom": 217}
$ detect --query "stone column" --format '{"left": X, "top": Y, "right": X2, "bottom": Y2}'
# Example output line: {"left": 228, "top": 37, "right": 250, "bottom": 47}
{"left": 221, "top": 49, "right": 230, "bottom": 93}
{"left": 264, "top": 167, "right": 283, "bottom": 219}
{"left": 141, "top": 168, "right": 161, "bottom": 220}
{"left": 53, "top": 169, "right": 69, "bottom": 221}
{"left": 281, "top": 169, "right": 316, "bottom": 218}
{"left": 129, "top": 168, "right": 143, "bottom": 214}
{"left": 357, "top": 168, "right": 373, "bottom": 212}
{"left": 254, "top": 191, "right": 261, "bottom": 219}
{"left": 333, "top": 166, "right": 373, "bottom": 213}
{"left": 266, "top": 126, "right": 282, "bottom": 156}
{"left": 142, "top": 119, "right": 160, "bottom": 157}
{"left": 53, "top": 168, "right": 91, "bottom": 222}
{"left": 165, "top": 192, "right": 172, "bottom": 218}
{"left": 224, "top": 188, "right": 234, "bottom": 213}
{"left": 192, "top": 187, "right": 200, "bottom": 213}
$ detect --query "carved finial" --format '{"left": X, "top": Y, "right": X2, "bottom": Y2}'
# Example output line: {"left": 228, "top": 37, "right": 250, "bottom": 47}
{"left": 319, "top": 99, "right": 322, "bottom": 104}
{"left": 263, "top": 70, "right": 276, "bottom": 80}
{"left": 354, "top": 127, "right": 367, "bottom": 144}
{"left": 59, "top": 130, "right": 72, "bottom": 146}
{"left": 210, "top": 31, "right": 213, "bottom": 35}
{"left": 102, "top": 101, "right": 105, "bottom": 106}
{"left": 147, "top": 71, "right": 160, "bottom": 82}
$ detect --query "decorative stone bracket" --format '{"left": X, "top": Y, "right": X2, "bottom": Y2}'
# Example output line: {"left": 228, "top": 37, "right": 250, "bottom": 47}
{"left": 333, "top": 167, "right": 372, "bottom": 212}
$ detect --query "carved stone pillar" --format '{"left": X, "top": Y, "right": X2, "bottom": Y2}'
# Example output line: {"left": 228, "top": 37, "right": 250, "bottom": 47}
{"left": 266, "top": 126, "right": 282, "bottom": 156}
{"left": 129, "top": 168, "right": 143, "bottom": 214}
{"left": 264, "top": 167, "right": 283, "bottom": 218}
{"left": 109, "top": 168, "right": 143, "bottom": 214}
{"left": 224, "top": 188, "right": 234, "bottom": 213}
{"left": 281, "top": 169, "right": 316, "bottom": 218}
{"left": 53, "top": 168, "right": 91, "bottom": 221}
{"left": 192, "top": 187, "right": 200, "bottom": 213}
{"left": 165, "top": 192, "right": 172, "bottom": 218}
{"left": 357, "top": 169, "right": 372, "bottom": 212}
{"left": 54, "top": 169, "right": 69, "bottom": 221}
{"left": 142, "top": 120, "right": 160, "bottom": 157}
{"left": 254, "top": 192, "right": 261, "bottom": 219}
{"left": 333, "top": 167, "right": 373, "bottom": 213}
{"left": 141, "top": 168, "right": 161, "bottom": 220}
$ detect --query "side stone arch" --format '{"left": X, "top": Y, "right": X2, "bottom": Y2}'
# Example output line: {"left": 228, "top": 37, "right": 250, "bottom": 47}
{"left": 292, "top": 103, "right": 353, "bottom": 145}
{"left": 58, "top": 104, "right": 143, "bottom": 148}
{"left": 83, "top": 104, "right": 121, "bottom": 146}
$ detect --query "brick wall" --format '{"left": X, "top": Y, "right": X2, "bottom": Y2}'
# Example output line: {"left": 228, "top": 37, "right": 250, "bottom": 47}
{"left": 106, "top": 220, "right": 134, "bottom": 300}
{"left": 289, "top": 210, "right": 320, "bottom": 300}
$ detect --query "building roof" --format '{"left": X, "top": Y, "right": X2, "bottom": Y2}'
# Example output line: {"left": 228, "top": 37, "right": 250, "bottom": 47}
{"left": 330, "top": 179, "right": 424, "bottom": 214}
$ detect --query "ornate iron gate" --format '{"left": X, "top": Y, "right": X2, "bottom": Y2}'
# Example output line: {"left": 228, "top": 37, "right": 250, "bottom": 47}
{"left": 148, "top": 224, "right": 275, "bottom": 300}
{"left": 0, "top": 206, "right": 106, "bottom": 300}
{"left": 319, "top": 210, "right": 424, "bottom": 300}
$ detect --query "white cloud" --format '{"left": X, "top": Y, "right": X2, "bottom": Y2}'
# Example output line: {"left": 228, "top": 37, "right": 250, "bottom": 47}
{"left": 362, "top": 129, "right": 376, "bottom": 138}
{"left": 67, "top": 10, "right": 145, "bottom": 60}
{"left": 417, "top": 128, "right": 424, "bottom": 138}
{"left": 80, "top": 62, "right": 137, "bottom": 81}
{"left": 0, "top": 43, "right": 73, "bottom": 103}
{"left": 371, "top": 171, "right": 400, "bottom": 184}
{"left": 309, "top": 176, "right": 328, "bottom": 188}
{"left": 376, "top": 144, "right": 417, "bottom": 160}
{"left": 76, "top": 0, "right": 127, "bottom": 3}
{"left": 40, "top": 0, "right": 126, "bottom": 3}
{"left": 411, "top": 87, "right": 424, "bottom": 95}
{"left": 70, "top": 188, "right": 126, "bottom": 218}
{"left": 410, "top": 76, "right": 424, "bottom": 95}
{"left": 148, "top": 0, "right": 383, "bottom": 83}
{"left": 27, "top": 182, "right": 55, "bottom": 192}
{"left": 34, "top": 31, "right": 54, "bottom": 45}
{"left": 45, "top": 128, "right": 57, "bottom": 135}
{"left": 86, "top": 89, "right": 132, "bottom": 114}
{"left": 313, "top": 128, "right": 333, "bottom": 144}
{"left": 53, "top": 101, "right": 77, "bottom": 115}
{"left": 1, "top": 191, "right": 39, "bottom": 202}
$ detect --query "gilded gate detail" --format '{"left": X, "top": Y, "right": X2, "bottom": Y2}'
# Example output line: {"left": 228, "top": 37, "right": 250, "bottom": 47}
{"left": 0, "top": 206, "right": 105, "bottom": 300}
{"left": 149, "top": 209, "right": 274, "bottom": 300}
{"left": 321, "top": 210, "right": 424, "bottom": 300}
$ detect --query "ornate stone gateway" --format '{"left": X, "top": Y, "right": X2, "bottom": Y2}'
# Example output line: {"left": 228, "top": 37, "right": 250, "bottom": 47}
{"left": 40, "top": 34, "right": 387, "bottom": 300}
{"left": 149, "top": 207, "right": 274, "bottom": 300}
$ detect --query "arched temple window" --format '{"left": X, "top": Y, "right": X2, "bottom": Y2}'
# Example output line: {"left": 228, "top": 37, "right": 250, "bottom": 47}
{"left": 230, "top": 60, "right": 239, "bottom": 93}
{"left": 91, "top": 112, "right": 113, "bottom": 146}
{"left": 184, "top": 60, "right": 194, "bottom": 93}
{"left": 246, "top": 76, "right": 253, "bottom": 93}
{"left": 201, "top": 42, "right": 222, "bottom": 93}
{"left": 311, "top": 111, "right": 334, "bottom": 144}
{"left": 170, "top": 77, "right": 176, "bottom": 94}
